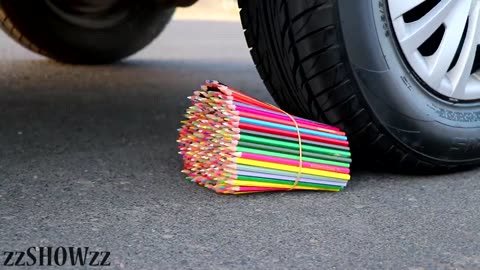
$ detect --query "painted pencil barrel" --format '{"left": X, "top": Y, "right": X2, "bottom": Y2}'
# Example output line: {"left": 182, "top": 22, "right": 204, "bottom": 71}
{"left": 178, "top": 80, "right": 353, "bottom": 194}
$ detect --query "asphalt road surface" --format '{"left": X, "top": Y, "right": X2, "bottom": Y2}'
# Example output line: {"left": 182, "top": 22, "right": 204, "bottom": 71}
{"left": 1, "top": 20, "right": 480, "bottom": 270}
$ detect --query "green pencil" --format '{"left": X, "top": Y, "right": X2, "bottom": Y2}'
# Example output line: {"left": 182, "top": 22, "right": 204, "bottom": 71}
{"left": 235, "top": 146, "right": 350, "bottom": 168}
{"left": 239, "top": 133, "right": 351, "bottom": 157}
{"left": 237, "top": 141, "right": 352, "bottom": 163}
{"left": 241, "top": 129, "right": 350, "bottom": 151}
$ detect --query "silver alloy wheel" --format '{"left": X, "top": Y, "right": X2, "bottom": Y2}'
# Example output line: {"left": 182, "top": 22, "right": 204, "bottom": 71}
{"left": 388, "top": 0, "right": 480, "bottom": 100}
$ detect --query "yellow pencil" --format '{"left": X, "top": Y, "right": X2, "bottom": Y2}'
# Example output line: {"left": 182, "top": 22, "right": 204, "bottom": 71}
{"left": 230, "top": 157, "right": 350, "bottom": 180}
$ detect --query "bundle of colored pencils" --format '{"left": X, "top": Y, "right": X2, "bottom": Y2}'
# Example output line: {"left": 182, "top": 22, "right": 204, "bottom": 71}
{"left": 177, "top": 80, "right": 352, "bottom": 194}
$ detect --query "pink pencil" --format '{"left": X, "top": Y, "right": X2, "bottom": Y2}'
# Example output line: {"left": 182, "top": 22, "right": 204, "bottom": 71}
{"left": 214, "top": 186, "right": 286, "bottom": 193}
{"left": 229, "top": 111, "right": 345, "bottom": 136}
{"left": 231, "top": 103, "right": 339, "bottom": 132}
{"left": 235, "top": 187, "right": 287, "bottom": 192}
{"left": 204, "top": 85, "right": 338, "bottom": 132}
{"left": 233, "top": 152, "right": 350, "bottom": 174}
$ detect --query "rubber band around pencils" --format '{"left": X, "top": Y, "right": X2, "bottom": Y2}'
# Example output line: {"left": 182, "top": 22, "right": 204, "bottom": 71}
{"left": 266, "top": 104, "right": 303, "bottom": 191}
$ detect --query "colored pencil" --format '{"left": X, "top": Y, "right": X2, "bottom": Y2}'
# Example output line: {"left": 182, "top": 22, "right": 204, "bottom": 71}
{"left": 178, "top": 80, "right": 352, "bottom": 194}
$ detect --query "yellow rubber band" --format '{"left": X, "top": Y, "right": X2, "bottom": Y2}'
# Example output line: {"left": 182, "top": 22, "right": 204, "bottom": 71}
{"left": 267, "top": 104, "right": 303, "bottom": 191}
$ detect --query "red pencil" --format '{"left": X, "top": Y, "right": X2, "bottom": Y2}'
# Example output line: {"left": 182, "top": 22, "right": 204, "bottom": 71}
{"left": 238, "top": 122, "right": 349, "bottom": 147}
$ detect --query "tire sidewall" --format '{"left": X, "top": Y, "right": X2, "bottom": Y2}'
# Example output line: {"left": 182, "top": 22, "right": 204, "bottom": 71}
{"left": 338, "top": 0, "right": 480, "bottom": 162}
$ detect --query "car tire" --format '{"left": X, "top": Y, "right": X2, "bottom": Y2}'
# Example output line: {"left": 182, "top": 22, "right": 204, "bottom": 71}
{"left": 239, "top": 0, "right": 480, "bottom": 172}
{"left": 0, "top": 0, "right": 174, "bottom": 64}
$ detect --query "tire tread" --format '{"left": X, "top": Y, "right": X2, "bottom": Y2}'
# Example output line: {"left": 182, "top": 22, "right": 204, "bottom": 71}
{"left": 0, "top": 7, "right": 42, "bottom": 55}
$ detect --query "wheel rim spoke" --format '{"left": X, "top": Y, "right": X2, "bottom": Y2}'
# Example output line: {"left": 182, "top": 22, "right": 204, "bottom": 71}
{"left": 389, "top": 0, "right": 426, "bottom": 19}
{"left": 388, "top": 0, "right": 480, "bottom": 100}
{"left": 427, "top": 1, "right": 470, "bottom": 89}
{"left": 396, "top": 0, "right": 455, "bottom": 53}
{"left": 449, "top": 3, "right": 480, "bottom": 98}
